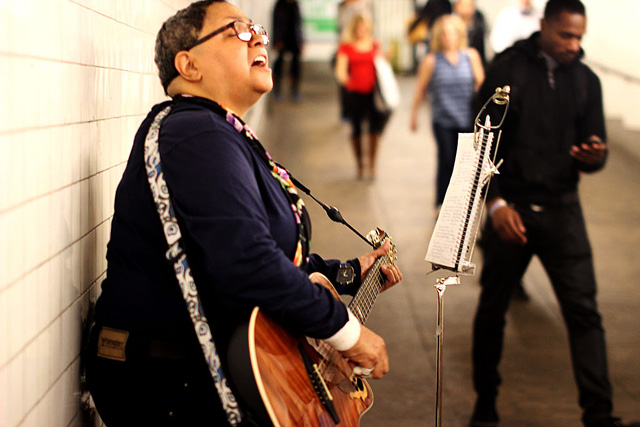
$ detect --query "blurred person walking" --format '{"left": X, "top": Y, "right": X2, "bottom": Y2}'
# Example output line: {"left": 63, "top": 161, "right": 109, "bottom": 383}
{"left": 409, "top": 14, "right": 484, "bottom": 209}
{"left": 336, "top": 0, "right": 372, "bottom": 121}
{"left": 335, "top": 12, "right": 391, "bottom": 180}
{"left": 490, "top": 0, "right": 542, "bottom": 55}
{"left": 272, "top": 0, "right": 304, "bottom": 101}
{"left": 407, "top": 0, "right": 452, "bottom": 48}
{"left": 406, "top": 0, "right": 452, "bottom": 73}
{"left": 453, "top": 0, "right": 488, "bottom": 67}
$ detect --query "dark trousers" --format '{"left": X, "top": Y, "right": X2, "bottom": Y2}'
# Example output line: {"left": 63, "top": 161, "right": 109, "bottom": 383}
{"left": 272, "top": 49, "right": 301, "bottom": 95}
{"left": 432, "top": 123, "right": 469, "bottom": 207}
{"left": 472, "top": 199, "right": 613, "bottom": 425}
{"left": 344, "top": 91, "right": 390, "bottom": 137}
{"left": 85, "top": 326, "right": 228, "bottom": 426}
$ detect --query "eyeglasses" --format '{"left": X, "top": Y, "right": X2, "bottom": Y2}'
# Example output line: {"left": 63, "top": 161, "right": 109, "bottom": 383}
{"left": 187, "top": 20, "right": 269, "bottom": 50}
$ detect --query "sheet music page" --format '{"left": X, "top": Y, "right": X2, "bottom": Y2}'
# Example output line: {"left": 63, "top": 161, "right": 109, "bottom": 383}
{"left": 425, "top": 132, "right": 478, "bottom": 270}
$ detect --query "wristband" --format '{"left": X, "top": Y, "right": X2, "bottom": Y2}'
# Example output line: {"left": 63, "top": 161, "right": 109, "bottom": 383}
{"left": 324, "top": 308, "right": 361, "bottom": 351}
{"left": 488, "top": 199, "right": 507, "bottom": 217}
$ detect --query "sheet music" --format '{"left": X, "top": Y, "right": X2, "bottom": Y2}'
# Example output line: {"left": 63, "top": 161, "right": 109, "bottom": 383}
{"left": 425, "top": 120, "right": 495, "bottom": 273}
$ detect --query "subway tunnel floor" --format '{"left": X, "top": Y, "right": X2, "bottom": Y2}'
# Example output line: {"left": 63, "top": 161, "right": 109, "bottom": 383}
{"left": 257, "top": 61, "right": 640, "bottom": 427}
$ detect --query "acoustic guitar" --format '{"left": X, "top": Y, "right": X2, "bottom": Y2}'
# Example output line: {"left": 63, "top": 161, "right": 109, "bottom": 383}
{"left": 228, "top": 229, "right": 397, "bottom": 426}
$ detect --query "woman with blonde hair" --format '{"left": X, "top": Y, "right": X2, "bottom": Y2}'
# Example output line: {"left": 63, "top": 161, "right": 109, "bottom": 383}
{"left": 335, "top": 12, "right": 390, "bottom": 180}
{"left": 410, "top": 13, "right": 484, "bottom": 208}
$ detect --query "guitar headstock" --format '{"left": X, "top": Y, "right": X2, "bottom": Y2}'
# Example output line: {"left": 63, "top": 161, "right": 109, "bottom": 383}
{"left": 367, "top": 227, "right": 397, "bottom": 264}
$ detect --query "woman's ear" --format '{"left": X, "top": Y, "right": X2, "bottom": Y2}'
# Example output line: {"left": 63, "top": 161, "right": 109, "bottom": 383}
{"left": 174, "top": 51, "right": 202, "bottom": 83}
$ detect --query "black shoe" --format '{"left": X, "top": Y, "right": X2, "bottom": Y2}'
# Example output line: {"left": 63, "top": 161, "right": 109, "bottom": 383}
{"left": 469, "top": 397, "right": 499, "bottom": 427}
{"left": 586, "top": 417, "right": 640, "bottom": 427}
{"left": 609, "top": 418, "right": 640, "bottom": 427}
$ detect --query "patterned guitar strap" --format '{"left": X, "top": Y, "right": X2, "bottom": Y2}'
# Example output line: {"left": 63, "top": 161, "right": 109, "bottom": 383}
{"left": 144, "top": 105, "right": 244, "bottom": 426}
{"left": 144, "top": 98, "right": 310, "bottom": 426}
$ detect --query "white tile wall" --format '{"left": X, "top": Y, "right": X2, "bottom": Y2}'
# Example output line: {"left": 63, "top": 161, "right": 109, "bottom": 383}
{"left": 0, "top": 0, "right": 191, "bottom": 425}
{"left": 372, "top": 0, "right": 415, "bottom": 71}
{"left": 5, "top": 0, "right": 635, "bottom": 426}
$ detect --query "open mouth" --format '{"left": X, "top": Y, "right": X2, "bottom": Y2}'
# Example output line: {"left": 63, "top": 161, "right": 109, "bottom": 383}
{"left": 252, "top": 55, "right": 267, "bottom": 67}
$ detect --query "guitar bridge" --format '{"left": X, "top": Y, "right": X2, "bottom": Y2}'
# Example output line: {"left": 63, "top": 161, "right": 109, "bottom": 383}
{"left": 298, "top": 344, "right": 340, "bottom": 424}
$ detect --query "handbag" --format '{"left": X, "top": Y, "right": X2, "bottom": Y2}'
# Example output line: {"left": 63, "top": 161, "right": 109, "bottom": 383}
{"left": 373, "top": 55, "right": 401, "bottom": 113}
{"left": 407, "top": 16, "right": 429, "bottom": 44}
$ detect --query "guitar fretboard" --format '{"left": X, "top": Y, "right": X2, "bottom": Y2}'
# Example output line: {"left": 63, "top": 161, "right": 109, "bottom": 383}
{"left": 348, "top": 253, "right": 391, "bottom": 324}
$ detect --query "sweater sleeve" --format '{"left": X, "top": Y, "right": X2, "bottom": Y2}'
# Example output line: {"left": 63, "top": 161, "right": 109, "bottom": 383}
{"left": 160, "top": 110, "right": 350, "bottom": 340}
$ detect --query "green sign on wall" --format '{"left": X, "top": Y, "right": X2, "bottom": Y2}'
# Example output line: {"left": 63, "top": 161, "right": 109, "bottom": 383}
{"left": 299, "top": 0, "right": 340, "bottom": 42}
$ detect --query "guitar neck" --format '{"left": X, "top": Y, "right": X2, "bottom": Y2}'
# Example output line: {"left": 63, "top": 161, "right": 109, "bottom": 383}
{"left": 348, "top": 253, "right": 390, "bottom": 325}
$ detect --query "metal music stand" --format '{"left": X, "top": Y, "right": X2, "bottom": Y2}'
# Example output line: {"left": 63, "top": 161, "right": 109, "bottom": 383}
{"left": 427, "top": 87, "right": 511, "bottom": 427}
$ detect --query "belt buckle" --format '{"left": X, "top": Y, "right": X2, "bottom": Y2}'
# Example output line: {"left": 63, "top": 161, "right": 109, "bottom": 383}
{"left": 529, "top": 203, "right": 544, "bottom": 213}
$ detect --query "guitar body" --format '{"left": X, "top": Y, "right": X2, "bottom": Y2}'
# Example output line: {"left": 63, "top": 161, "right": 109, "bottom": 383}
{"left": 228, "top": 229, "right": 396, "bottom": 426}
{"left": 228, "top": 273, "right": 373, "bottom": 427}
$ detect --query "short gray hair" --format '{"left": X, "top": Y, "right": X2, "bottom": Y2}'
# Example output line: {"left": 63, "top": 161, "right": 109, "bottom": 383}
{"left": 154, "top": 0, "right": 226, "bottom": 94}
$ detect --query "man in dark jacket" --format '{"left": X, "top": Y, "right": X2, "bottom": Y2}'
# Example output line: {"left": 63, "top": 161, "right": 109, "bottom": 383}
{"left": 470, "top": 1, "right": 637, "bottom": 426}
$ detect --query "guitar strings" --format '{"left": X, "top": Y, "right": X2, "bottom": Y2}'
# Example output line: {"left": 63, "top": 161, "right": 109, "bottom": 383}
{"left": 314, "top": 252, "right": 393, "bottom": 380}
{"left": 350, "top": 254, "right": 389, "bottom": 322}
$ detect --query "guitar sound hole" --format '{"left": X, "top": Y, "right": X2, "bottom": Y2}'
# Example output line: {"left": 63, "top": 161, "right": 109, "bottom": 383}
{"left": 337, "top": 375, "right": 367, "bottom": 394}
{"left": 338, "top": 378, "right": 356, "bottom": 393}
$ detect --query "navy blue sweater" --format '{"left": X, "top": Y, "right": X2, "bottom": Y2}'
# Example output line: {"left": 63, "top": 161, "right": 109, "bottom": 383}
{"left": 94, "top": 97, "right": 360, "bottom": 351}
